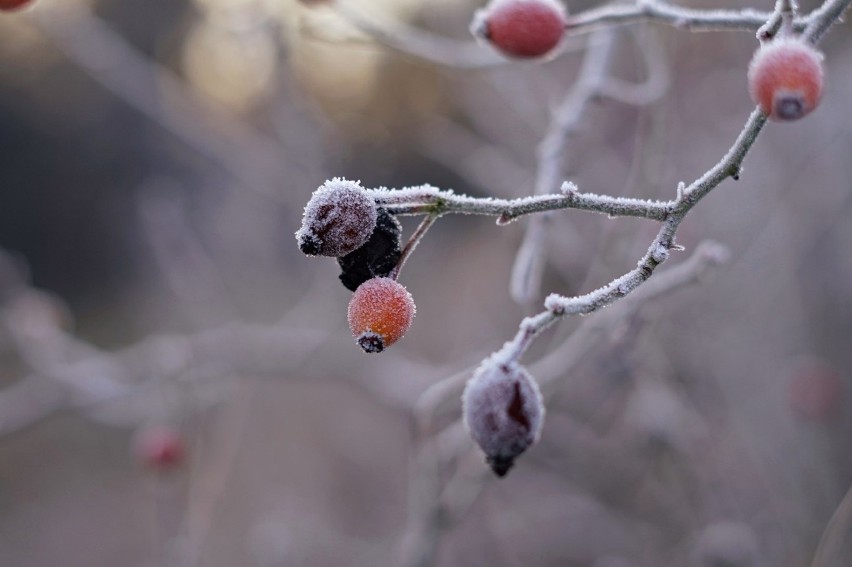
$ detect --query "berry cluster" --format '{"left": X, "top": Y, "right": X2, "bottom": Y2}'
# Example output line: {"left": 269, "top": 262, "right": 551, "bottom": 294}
{"left": 297, "top": 179, "right": 415, "bottom": 353}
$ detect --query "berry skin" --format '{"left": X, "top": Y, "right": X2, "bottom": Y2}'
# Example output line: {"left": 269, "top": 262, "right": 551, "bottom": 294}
{"left": 471, "top": 0, "right": 568, "bottom": 60}
{"left": 0, "top": 0, "right": 33, "bottom": 12}
{"left": 748, "top": 38, "right": 824, "bottom": 121}
{"left": 296, "top": 178, "right": 378, "bottom": 258}
{"left": 337, "top": 208, "right": 402, "bottom": 292}
{"left": 462, "top": 357, "right": 544, "bottom": 477}
{"left": 133, "top": 426, "right": 186, "bottom": 472}
{"left": 788, "top": 358, "right": 845, "bottom": 422}
{"left": 347, "top": 277, "right": 415, "bottom": 353}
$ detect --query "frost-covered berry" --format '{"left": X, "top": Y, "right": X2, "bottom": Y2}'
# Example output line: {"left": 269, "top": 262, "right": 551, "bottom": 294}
{"left": 748, "top": 38, "right": 824, "bottom": 121}
{"left": 337, "top": 208, "right": 402, "bottom": 292}
{"left": 471, "top": 0, "right": 568, "bottom": 60}
{"left": 462, "top": 357, "right": 544, "bottom": 477}
{"left": 347, "top": 277, "right": 415, "bottom": 353}
{"left": 0, "top": 0, "right": 33, "bottom": 11}
{"left": 296, "top": 178, "right": 378, "bottom": 257}
{"left": 133, "top": 426, "right": 186, "bottom": 472}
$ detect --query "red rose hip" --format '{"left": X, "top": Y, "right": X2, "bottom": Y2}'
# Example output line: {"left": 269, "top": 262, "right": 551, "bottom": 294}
{"left": 347, "top": 277, "right": 415, "bottom": 353}
{"left": 133, "top": 426, "right": 186, "bottom": 471}
{"left": 0, "top": 0, "right": 33, "bottom": 11}
{"left": 748, "top": 38, "right": 824, "bottom": 121}
{"left": 472, "top": 0, "right": 568, "bottom": 60}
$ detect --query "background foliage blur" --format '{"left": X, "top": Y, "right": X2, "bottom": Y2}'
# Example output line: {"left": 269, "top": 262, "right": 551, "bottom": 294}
{"left": 1, "top": 0, "right": 852, "bottom": 565}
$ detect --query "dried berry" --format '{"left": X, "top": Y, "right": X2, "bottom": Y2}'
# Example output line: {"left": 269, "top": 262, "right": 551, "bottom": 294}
{"left": 347, "top": 277, "right": 415, "bottom": 353}
{"left": 462, "top": 357, "right": 544, "bottom": 477}
{"left": 133, "top": 425, "right": 186, "bottom": 472}
{"left": 296, "top": 178, "right": 378, "bottom": 257}
{"left": 748, "top": 38, "right": 824, "bottom": 121}
{"left": 471, "top": 0, "right": 568, "bottom": 60}
{"left": 337, "top": 208, "right": 402, "bottom": 292}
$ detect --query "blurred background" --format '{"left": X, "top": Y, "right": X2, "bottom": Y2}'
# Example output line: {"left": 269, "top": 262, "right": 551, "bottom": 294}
{"left": 0, "top": 0, "right": 851, "bottom": 565}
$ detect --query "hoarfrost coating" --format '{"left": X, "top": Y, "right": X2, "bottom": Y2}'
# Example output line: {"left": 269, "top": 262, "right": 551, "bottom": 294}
{"left": 462, "top": 356, "right": 544, "bottom": 477}
{"left": 296, "top": 178, "right": 378, "bottom": 258}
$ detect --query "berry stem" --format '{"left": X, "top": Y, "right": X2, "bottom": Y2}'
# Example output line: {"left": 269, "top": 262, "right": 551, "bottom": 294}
{"left": 389, "top": 213, "right": 440, "bottom": 281}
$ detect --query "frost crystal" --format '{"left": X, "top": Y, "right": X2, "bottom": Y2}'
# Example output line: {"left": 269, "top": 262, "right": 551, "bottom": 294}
{"left": 296, "top": 178, "right": 378, "bottom": 258}
{"left": 462, "top": 356, "right": 544, "bottom": 477}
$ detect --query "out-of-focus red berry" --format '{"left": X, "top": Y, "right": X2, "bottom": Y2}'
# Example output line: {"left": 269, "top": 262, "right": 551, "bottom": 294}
{"left": 134, "top": 426, "right": 186, "bottom": 471}
{"left": 748, "top": 38, "right": 824, "bottom": 121}
{"left": 788, "top": 358, "right": 845, "bottom": 422}
{"left": 347, "top": 277, "right": 415, "bottom": 353}
{"left": 472, "top": 0, "right": 568, "bottom": 60}
{"left": 0, "top": 0, "right": 33, "bottom": 12}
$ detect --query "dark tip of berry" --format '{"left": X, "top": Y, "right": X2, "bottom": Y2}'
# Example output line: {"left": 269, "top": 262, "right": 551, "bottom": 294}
{"left": 357, "top": 332, "right": 385, "bottom": 354}
{"left": 775, "top": 95, "right": 804, "bottom": 120}
{"left": 486, "top": 455, "right": 515, "bottom": 478}
{"left": 298, "top": 234, "right": 320, "bottom": 256}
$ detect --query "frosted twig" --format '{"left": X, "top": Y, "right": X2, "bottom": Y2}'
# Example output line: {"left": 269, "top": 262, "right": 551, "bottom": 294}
{"left": 390, "top": 214, "right": 440, "bottom": 281}
{"left": 567, "top": 1, "right": 798, "bottom": 34}
{"left": 398, "top": 241, "right": 729, "bottom": 567}
{"left": 497, "top": 108, "right": 767, "bottom": 366}
{"left": 804, "top": 0, "right": 852, "bottom": 43}
{"left": 511, "top": 29, "right": 617, "bottom": 305}
{"left": 365, "top": 185, "right": 671, "bottom": 222}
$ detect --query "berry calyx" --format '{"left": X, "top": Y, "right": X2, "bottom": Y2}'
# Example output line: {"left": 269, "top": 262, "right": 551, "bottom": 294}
{"left": 0, "top": 0, "right": 33, "bottom": 12}
{"left": 471, "top": 0, "right": 568, "bottom": 60}
{"left": 347, "top": 277, "right": 415, "bottom": 353}
{"left": 296, "top": 178, "right": 378, "bottom": 258}
{"left": 133, "top": 426, "right": 186, "bottom": 472}
{"left": 462, "top": 357, "right": 544, "bottom": 477}
{"left": 748, "top": 38, "right": 824, "bottom": 121}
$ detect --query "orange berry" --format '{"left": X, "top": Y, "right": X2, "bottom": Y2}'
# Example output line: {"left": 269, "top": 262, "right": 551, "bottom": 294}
{"left": 0, "top": 0, "right": 33, "bottom": 11}
{"left": 748, "top": 38, "right": 824, "bottom": 121}
{"left": 347, "top": 277, "right": 415, "bottom": 353}
{"left": 472, "top": 0, "right": 568, "bottom": 60}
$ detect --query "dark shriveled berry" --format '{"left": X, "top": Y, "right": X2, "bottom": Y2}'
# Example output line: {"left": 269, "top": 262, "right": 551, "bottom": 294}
{"left": 462, "top": 357, "right": 544, "bottom": 477}
{"left": 337, "top": 208, "right": 402, "bottom": 292}
{"left": 296, "top": 178, "right": 378, "bottom": 257}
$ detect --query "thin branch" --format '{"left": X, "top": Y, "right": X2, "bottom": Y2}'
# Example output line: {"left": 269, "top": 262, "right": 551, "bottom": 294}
{"left": 398, "top": 241, "right": 729, "bottom": 567}
{"left": 365, "top": 185, "right": 671, "bottom": 222}
{"left": 567, "top": 1, "right": 795, "bottom": 35}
